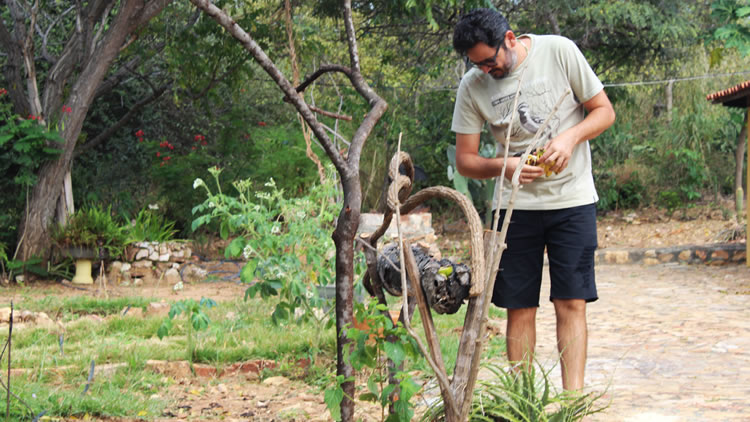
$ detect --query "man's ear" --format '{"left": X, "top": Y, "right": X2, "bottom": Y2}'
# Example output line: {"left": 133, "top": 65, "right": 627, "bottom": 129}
{"left": 504, "top": 30, "right": 517, "bottom": 48}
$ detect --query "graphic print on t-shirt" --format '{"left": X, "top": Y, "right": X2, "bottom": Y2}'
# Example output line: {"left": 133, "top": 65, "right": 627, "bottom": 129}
{"left": 488, "top": 78, "right": 562, "bottom": 153}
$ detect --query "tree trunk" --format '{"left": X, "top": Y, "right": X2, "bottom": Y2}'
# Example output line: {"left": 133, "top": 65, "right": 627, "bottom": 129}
{"left": 736, "top": 109, "right": 748, "bottom": 211}
{"left": 332, "top": 174, "right": 361, "bottom": 422}
{"left": 15, "top": 0, "right": 172, "bottom": 262}
{"left": 187, "top": 2, "right": 387, "bottom": 420}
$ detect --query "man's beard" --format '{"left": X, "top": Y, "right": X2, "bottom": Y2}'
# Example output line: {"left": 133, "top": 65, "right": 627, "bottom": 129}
{"left": 489, "top": 48, "right": 517, "bottom": 80}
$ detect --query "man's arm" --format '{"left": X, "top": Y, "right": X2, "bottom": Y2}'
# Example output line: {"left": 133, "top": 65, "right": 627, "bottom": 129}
{"left": 455, "top": 132, "right": 544, "bottom": 184}
{"left": 540, "top": 89, "right": 616, "bottom": 173}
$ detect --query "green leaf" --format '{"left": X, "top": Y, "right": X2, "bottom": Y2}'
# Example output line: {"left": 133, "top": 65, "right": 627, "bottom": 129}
{"left": 324, "top": 387, "right": 344, "bottom": 421}
{"left": 384, "top": 342, "right": 406, "bottom": 367}
{"left": 191, "top": 215, "right": 208, "bottom": 232}
{"left": 219, "top": 220, "right": 230, "bottom": 240}
{"left": 244, "top": 284, "right": 258, "bottom": 301}
{"left": 191, "top": 311, "right": 210, "bottom": 331}
{"left": 240, "top": 259, "right": 258, "bottom": 283}
{"left": 156, "top": 319, "right": 172, "bottom": 339}
{"left": 0, "top": 134, "right": 12, "bottom": 145}
{"left": 226, "top": 236, "right": 245, "bottom": 258}
{"left": 358, "top": 392, "right": 378, "bottom": 402}
{"left": 271, "top": 304, "right": 288, "bottom": 325}
{"left": 199, "top": 297, "right": 217, "bottom": 308}
{"left": 367, "top": 376, "right": 379, "bottom": 397}
{"left": 381, "top": 384, "right": 397, "bottom": 407}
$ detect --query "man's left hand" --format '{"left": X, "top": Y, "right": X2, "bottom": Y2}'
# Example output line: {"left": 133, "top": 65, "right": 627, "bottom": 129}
{"left": 540, "top": 130, "right": 577, "bottom": 174}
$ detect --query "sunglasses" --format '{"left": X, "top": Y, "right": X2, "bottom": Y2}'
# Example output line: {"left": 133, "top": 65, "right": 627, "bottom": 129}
{"left": 467, "top": 44, "right": 501, "bottom": 68}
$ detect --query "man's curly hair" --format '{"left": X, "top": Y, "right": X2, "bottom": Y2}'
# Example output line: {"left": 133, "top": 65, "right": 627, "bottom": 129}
{"left": 453, "top": 8, "right": 512, "bottom": 55}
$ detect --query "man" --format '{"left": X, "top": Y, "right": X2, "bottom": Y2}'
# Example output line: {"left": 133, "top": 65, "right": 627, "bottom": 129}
{"left": 451, "top": 8, "right": 615, "bottom": 391}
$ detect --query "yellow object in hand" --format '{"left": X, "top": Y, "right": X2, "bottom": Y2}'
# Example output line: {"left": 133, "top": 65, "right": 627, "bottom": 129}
{"left": 525, "top": 148, "right": 556, "bottom": 177}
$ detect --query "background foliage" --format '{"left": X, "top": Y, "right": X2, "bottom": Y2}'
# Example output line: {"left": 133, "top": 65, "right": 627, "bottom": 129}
{"left": 1, "top": 0, "right": 749, "bottom": 252}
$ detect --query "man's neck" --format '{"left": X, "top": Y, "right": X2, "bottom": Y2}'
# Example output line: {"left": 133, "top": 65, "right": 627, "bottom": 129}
{"left": 514, "top": 36, "right": 531, "bottom": 69}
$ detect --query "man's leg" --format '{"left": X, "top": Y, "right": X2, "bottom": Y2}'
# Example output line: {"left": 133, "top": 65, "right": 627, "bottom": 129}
{"left": 506, "top": 307, "right": 537, "bottom": 366}
{"left": 553, "top": 298, "right": 587, "bottom": 391}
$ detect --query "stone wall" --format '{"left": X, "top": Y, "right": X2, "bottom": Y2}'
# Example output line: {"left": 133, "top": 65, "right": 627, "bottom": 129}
{"left": 109, "top": 241, "right": 208, "bottom": 286}
{"left": 596, "top": 242, "right": 746, "bottom": 266}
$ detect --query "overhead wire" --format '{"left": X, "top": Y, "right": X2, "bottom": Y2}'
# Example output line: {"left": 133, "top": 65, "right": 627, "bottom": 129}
{"left": 602, "top": 70, "right": 750, "bottom": 87}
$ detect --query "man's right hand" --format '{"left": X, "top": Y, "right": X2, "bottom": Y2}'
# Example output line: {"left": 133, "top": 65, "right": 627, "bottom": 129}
{"left": 503, "top": 156, "right": 544, "bottom": 184}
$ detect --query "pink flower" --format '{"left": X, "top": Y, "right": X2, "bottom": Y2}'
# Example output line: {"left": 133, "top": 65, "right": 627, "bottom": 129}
{"left": 156, "top": 152, "right": 161, "bottom": 157}
{"left": 0, "top": 88, "right": 7, "bottom": 96}
{"left": 135, "top": 130, "right": 144, "bottom": 137}
{"left": 62, "top": 105, "right": 72, "bottom": 113}
{"left": 194, "top": 134, "right": 205, "bottom": 142}
{"left": 258, "top": 121, "right": 267, "bottom": 127}
{"left": 201, "top": 141, "right": 207, "bottom": 146}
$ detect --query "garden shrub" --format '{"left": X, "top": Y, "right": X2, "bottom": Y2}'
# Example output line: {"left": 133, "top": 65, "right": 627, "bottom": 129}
{"left": 192, "top": 165, "right": 346, "bottom": 325}
{"left": 0, "top": 91, "right": 64, "bottom": 247}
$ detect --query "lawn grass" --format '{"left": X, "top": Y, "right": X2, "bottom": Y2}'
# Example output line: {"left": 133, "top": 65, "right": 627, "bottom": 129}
{"left": 2, "top": 292, "right": 508, "bottom": 419}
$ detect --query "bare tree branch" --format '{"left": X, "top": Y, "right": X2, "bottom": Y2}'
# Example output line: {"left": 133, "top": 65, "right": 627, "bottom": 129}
{"left": 296, "top": 65, "right": 352, "bottom": 93}
{"left": 37, "top": 5, "right": 75, "bottom": 63}
{"left": 187, "top": 0, "right": 348, "bottom": 174}
{"left": 341, "top": 1, "right": 387, "bottom": 172}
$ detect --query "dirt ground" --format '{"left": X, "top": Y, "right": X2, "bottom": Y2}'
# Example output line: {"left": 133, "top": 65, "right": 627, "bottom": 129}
{"left": 3, "top": 203, "right": 748, "bottom": 421}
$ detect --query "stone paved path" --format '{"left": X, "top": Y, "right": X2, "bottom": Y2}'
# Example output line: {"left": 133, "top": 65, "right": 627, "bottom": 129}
{"left": 531, "top": 263, "right": 750, "bottom": 422}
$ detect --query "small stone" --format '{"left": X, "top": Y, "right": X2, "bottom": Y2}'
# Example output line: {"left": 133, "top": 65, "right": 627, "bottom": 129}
{"left": 164, "top": 268, "right": 182, "bottom": 284}
{"left": 120, "top": 306, "right": 143, "bottom": 318}
{"left": 35, "top": 312, "right": 55, "bottom": 328}
{"left": 262, "top": 376, "right": 290, "bottom": 386}
{"left": 132, "top": 260, "right": 153, "bottom": 268}
{"left": 182, "top": 264, "right": 208, "bottom": 283}
{"left": 711, "top": 250, "right": 729, "bottom": 260}
{"left": 216, "top": 383, "right": 228, "bottom": 394}
{"left": 193, "top": 364, "right": 217, "bottom": 377}
{"left": 135, "top": 249, "right": 149, "bottom": 260}
{"left": 109, "top": 261, "right": 123, "bottom": 276}
{"left": 147, "top": 302, "right": 170, "bottom": 317}
{"left": 133, "top": 278, "right": 143, "bottom": 286}
{"left": 147, "top": 360, "right": 191, "bottom": 379}
{"left": 17, "top": 310, "right": 35, "bottom": 323}
{"left": 604, "top": 250, "right": 630, "bottom": 264}
{"left": 658, "top": 253, "right": 674, "bottom": 263}
{"left": 678, "top": 250, "right": 692, "bottom": 261}
{"left": 120, "top": 262, "right": 132, "bottom": 272}
{"left": 149, "top": 251, "right": 159, "bottom": 261}
{"left": 158, "top": 253, "right": 170, "bottom": 262}
{"left": 0, "top": 308, "right": 10, "bottom": 323}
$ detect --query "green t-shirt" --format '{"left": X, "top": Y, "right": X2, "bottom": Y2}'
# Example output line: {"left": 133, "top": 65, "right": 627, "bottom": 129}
{"left": 451, "top": 34, "right": 604, "bottom": 210}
